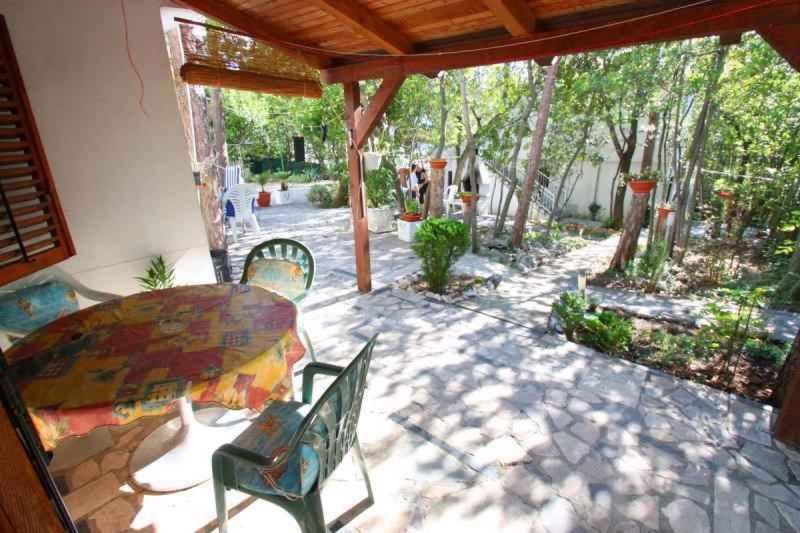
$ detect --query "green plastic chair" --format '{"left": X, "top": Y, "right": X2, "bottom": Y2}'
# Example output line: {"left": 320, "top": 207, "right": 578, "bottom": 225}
{"left": 240, "top": 238, "right": 316, "bottom": 361}
{"left": 212, "top": 335, "right": 377, "bottom": 533}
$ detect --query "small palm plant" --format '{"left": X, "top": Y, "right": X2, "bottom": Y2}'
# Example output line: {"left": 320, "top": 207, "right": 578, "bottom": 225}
{"left": 136, "top": 255, "right": 175, "bottom": 291}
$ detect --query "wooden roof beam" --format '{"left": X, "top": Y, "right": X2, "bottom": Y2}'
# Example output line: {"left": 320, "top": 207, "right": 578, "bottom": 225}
{"left": 177, "top": 0, "right": 331, "bottom": 69}
{"left": 719, "top": 31, "right": 743, "bottom": 46}
{"left": 180, "top": 64, "right": 322, "bottom": 98}
{"left": 482, "top": 0, "right": 537, "bottom": 36}
{"left": 354, "top": 76, "right": 405, "bottom": 149}
{"left": 309, "top": 0, "right": 413, "bottom": 54}
{"left": 321, "top": 0, "right": 800, "bottom": 83}
{"left": 759, "top": 23, "right": 800, "bottom": 71}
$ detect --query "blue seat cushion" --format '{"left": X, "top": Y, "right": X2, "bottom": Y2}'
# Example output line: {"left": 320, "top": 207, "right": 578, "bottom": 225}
{"left": 232, "top": 401, "right": 321, "bottom": 498}
{"left": 0, "top": 281, "right": 79, "bottom": 334}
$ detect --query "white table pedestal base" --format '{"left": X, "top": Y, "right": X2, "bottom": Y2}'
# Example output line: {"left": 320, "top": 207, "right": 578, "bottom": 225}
{"left": 130, "top": 397, "right": 253, "bottom": 493}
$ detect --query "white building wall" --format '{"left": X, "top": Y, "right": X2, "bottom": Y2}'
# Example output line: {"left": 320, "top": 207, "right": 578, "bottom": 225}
{"left": 1, "top": 0, "right": 215, "bottom": 294}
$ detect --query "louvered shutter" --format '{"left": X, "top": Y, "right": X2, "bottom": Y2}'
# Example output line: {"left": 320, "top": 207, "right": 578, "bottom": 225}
{"left": 0, "top": 16, "right": 75, "bottom": 285}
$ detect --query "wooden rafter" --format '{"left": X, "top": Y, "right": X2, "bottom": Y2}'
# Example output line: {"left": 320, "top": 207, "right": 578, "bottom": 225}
{"left": 759, "top": 23, "right": 800, "bottom": 71}
{"left": 322, "top": 0, "right": 800, "bottom": 82}
{"left": 354, "top": 76, "right": 406, "bottom": 149}
{"left": 309, "top": 0, "right": 413, "bottom": 54}
{"left": 482, "top": 0, "right": 537, "bottom": 35}
{"left": 180, "top": 64, "right": 322, "bottom": 98}
{"left": 177, "top": 0, "right": 331, "bottom": 69}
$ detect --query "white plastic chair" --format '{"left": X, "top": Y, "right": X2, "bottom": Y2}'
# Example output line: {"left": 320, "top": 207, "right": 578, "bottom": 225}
{"left": 444, "top": 185, "right": 463, "bottom": 218}
{"left": 223, "top": 183, "right": 260, "bottom": 241}
{"left": 0, "top": 267, "right": 121, "bottom": 351}
{"left": 224, "top": 165, "right": 242, "bottom": 190}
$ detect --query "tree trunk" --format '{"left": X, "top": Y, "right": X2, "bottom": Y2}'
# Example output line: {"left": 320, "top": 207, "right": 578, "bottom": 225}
{"left": 495, "top": 62, "right": 536, "bottom": 238}
{"left": 775, "top": 328, "right": 800, "bottom": 446}
{"left": 609, "top": 120, "right": 638, "bottom": 229}
{"left": 207, "top": 88, "right": 228, "bottom": 188}
{"left": 458, "top": 71, "right": 480, "bottom": 254}
{"left": 640, "top": 111, "right": 659, "bottom": 172}
{"left": 609, "top": 190, "right": 650, "bottom": 271}
{"left": 672, "top": 47, "right": 727, "bottom": 263}
{"left": 545, "top": 125, "right": 588, "bottom": 238}
{"left": 511, "top": 57, "right": 561, "bottom": 249}
{"left": 434, "top": 74, "right": 448, "bottom": 159}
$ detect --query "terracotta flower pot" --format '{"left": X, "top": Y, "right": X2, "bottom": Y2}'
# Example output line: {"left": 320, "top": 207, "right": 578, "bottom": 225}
{"left": 657, "top": 206, "right": 674, "bottom": 220}
{"left": 718, "top": 190, "right": 733, "bottom": 200}
{"left": 429, "top": 159, "right": 448, "bottom": 170}
{"left": 257, "top": 191, "right": 271, "bottom": 207}
{"left": 628, "top": 180, "right": 658, "bottom": 194}
{"left": 400, "top": 212, "right": 421, "bottom": 222}
{"left": 461, "top": 193, "right": 479, "bottom": 206}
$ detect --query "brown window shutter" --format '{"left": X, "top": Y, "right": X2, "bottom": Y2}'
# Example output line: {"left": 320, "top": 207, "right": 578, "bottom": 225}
{"left": 0, "top": 15, "right": 75, "bottom": 285}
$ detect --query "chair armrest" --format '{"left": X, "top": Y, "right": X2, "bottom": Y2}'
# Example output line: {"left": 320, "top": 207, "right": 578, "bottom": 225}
{"left": 302, "top": 362, "right": 344, "bottom": 404}
{"left": 214, "top": 443, "right": 276, "bottom": 469}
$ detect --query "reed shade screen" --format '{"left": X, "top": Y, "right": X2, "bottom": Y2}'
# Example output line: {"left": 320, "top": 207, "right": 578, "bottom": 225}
{"left": 0, "top": 16, "right": 75, "bottom": 285}
{"left": 178, "top": 21, "right": 322, "bottom": 98}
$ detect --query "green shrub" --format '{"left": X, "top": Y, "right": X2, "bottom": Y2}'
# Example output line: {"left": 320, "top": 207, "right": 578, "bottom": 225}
{"left": 334, "top": 174, "right": 349, "bottom": 208}
{"left": 411, "top": 219, "right": 470, "bottom": 293}
{"left": 365, "top": 168, "right": 395, "bottom": 208}
{"left": 649, "top": 331, "right": 696, "bottom": 367}
{"left": 308, "top": 184, "right": 335, "bottom": 208}
{"left": 628, "top": 238, "right": 669, "bottom": 292}
{"left": 580, "top": 311, "right": 633, "bottom": 355}
{"left": 405, "top": 197, "right": 420, "bottom": 214}
{"left": 744, "top": 338, "right": 788, "bottom": 366}
{"left": 551, "top": 291, "right": 591, "bottom": 342}
{"left": 551, "top": 291, "right": 632, "bottom": 355}
{"left": 271, "top": 170, "right": 292, "bottom": 181}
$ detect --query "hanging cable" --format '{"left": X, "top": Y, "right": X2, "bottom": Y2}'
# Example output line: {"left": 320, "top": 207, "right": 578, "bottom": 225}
{"left": 121, "top": 0, "right": 150, "bottom": 117}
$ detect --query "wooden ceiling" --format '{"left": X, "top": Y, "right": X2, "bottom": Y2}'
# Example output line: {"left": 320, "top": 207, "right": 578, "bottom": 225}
{"left": 178, "top": 0, "right": 800, "bottom": 81}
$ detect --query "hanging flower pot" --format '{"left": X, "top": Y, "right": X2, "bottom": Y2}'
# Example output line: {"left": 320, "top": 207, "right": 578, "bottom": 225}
{"left": 429, "top": 159, "right": 448, "bottom": 170}
{"left": 461, "top": 192, "right": 479, "bottom": 206}
{"left": 257, "top": 191, "right": 271, "bottom": 207}
{"left": 363, "top": 152, "right": 382, "bottom": 171}
{"left": 718, "top": 190, "right": 734, "bottom": 200}
{"left": 628, "top": 180, "right": 658, "bottom": 194}
{"left": 657, "top": 205, "right": 674, "bottom": 220}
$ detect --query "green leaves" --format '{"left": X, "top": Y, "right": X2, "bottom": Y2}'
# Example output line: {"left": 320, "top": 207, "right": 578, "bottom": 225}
{"left": 411, "top": 219, "right": 470, "bottom": 294}
{"left": 136, "top": 256, "right": 175, "bottom": 291}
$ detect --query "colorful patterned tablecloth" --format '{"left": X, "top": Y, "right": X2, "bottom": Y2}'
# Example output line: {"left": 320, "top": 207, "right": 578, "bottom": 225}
{"left": 7, "top": 284, "right": 305, "bottom": 450}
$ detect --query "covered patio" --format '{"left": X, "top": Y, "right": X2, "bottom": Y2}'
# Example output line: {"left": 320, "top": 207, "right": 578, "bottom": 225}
{"left": 0, "top": 0, "right": 799, "bottom": 532}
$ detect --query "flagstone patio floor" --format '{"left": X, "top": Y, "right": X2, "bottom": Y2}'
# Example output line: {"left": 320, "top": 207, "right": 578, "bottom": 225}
{"left": 52, "top": 197, "right": 800, "bottom": 532}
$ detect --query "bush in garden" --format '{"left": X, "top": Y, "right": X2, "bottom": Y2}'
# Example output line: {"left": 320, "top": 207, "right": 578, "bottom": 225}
{"left": 551, "top": 291, "right": 633, "bottom": 355}
{"left": 628, "top": 238, "right": 669, "bottom": 292}
{"left": 411, "top": 219, "right": 470, "bottom": 294}
{"left": 308, "top": 184, "right": 335, "bottom": 208}
{"left": 365, "top": 168, "right": 396, "bottom": 208}
{"left": 334, "top": 174, "right": 349, "bottom": 208}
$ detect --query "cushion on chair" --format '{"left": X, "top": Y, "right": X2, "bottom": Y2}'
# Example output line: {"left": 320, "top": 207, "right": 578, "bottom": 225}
{"left": 246, "top": 258, "right": 307, "bottom": 301}
{"left": 0, "top": 281, "right": 79, "bottom": 334}
{"left": 232, "top": 400, "right": 322, "bottom": 498}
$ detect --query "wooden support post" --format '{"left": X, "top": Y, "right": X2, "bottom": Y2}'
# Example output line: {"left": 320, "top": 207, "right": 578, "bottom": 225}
{"left": 344, "top": 82, "right": 372, "bottom": 293}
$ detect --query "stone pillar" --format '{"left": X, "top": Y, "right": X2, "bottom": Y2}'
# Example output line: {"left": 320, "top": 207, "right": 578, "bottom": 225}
{"left": 427, "top": 159, "right": 447, "bottom": 219}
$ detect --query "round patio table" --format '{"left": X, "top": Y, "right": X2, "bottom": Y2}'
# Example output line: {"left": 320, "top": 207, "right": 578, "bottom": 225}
{"left": 7, "top": 283, "right": 305, "bottom": 492}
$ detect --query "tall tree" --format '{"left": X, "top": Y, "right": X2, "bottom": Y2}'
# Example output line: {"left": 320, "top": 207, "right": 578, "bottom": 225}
{"left": 511, "top": 57, "right": 561, "bottom": 249}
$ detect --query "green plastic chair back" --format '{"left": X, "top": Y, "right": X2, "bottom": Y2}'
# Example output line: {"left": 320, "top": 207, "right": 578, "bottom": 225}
{"left": 240, "top": 238, "right": 315, "bottom": 302}
{"left": 212, "top": 335, "right": 377, "bottom": 533}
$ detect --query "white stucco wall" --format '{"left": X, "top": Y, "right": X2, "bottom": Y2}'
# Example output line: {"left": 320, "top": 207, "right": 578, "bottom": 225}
{"left": 0, "top": 0, "right": 214, "bottom": 295}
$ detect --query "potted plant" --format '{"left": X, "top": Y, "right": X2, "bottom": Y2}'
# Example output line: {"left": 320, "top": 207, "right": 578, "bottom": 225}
{"left": 461, "top": 191, "right": 479, "bottom": 206}
{"left": 657, "top": 202, "right": 675, "bottom": 219}
{"left": 366, "top": 168, "right": 396, "bottom": 233}
{"left": 588, "top": 202, "right": 602, "bottom": 221}
{"left": 400, "top": 198, "right": 421, "bottom": 222}
{"left": 626, "top": 170, "right": 660, "bottom": 194}
{"left": 254, "top": 173, "right": 271, "bottom": 207}
{"left": 272, "top": 177, "right": 291, "bottom": 205}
